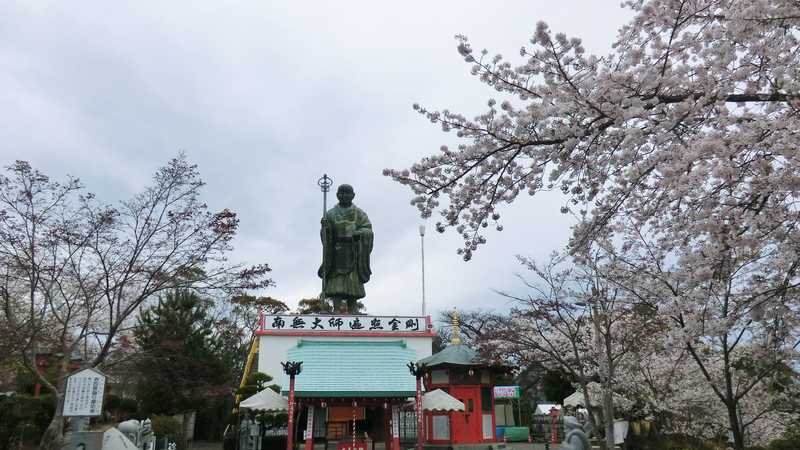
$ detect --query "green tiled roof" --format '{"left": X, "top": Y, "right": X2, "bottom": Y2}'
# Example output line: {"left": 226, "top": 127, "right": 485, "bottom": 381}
{"left": 417, "top": 344, "right": 484, "bottom": 368}
{"left": 282, "top": 340, "right": 417, "bottom": 398}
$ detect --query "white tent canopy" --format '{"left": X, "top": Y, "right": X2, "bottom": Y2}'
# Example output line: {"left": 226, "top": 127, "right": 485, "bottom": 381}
{"left": 563, "top": 390, "right": 587, "bottom": 407}
{"left": 239, "top": 388, "right": 289, "bottom": 412}
{"left": 406, "top": 389, "right": 465, "bottom": 412}
{"left": 534, "top": 403, "right": 561, "bottom": 415}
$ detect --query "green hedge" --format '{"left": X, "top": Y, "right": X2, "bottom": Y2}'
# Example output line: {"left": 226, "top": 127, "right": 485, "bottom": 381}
{"left": 0, "top": 394, "right": 56, "bottom": 450}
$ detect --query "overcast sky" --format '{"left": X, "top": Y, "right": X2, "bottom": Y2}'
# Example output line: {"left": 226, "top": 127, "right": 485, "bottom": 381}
{"left": 0, "top": 1, "right": 632, "bottom": 320}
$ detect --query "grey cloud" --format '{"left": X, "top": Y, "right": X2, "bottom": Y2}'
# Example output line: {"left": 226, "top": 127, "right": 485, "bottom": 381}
{"left": 0, "top": 0, "right": 629, "bottom": 317}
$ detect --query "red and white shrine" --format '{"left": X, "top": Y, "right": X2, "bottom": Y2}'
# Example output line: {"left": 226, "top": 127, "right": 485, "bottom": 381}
{"left": 414, "top": 312, "right": 511, "bottom": 448}
{"left": 253, "top": 310, "right": 511, "bottom": 449}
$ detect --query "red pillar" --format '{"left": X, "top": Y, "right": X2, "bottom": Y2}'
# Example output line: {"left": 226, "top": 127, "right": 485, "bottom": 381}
{"left": 416, "top": 376, "right": 424, "bottom": 450}
{"left": 287, "top": 376, "right": 296, "bottom": 450}
{"left": 304, "top": 405, "right": 314, "bottom": 450}
{"left": 383, "top": 404, "right": 392, "bottom": 450}
{"left": 391, "top": 405, "right": 401, "bottom": 450}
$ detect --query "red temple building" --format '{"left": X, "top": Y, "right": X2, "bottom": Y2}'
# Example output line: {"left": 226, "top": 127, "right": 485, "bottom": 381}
{"left": 415, "top": 312, "right": 511, "bottom": 449}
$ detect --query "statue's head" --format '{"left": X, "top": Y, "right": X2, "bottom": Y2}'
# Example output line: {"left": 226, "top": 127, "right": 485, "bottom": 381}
{"left": 336, "top": 184, "right": 355, "bottom": 206}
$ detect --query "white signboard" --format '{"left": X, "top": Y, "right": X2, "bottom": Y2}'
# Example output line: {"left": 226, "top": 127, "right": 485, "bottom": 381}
{"left": 493, "top": 386, "right": 521, "bottom": 399}
{"left": 63, "top": 368, "right": 106, "bottom": 417}
{"left": 261, "top": 315, "right": 426, "bottom": 333}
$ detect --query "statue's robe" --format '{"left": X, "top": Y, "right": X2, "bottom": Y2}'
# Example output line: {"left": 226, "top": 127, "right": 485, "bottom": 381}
{"left": 318, "top": 203, "right": 373, "bottom": 300}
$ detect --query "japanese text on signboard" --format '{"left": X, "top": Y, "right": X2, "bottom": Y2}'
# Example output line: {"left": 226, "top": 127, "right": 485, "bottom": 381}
{"left": 493, "top": 386, "right": 521, "bottom": 399}
{"left": 63, "top": 369, "right": 106, "bottom": 417}
{"left": 261, "top": 315, "right": 425, "bottom": 333}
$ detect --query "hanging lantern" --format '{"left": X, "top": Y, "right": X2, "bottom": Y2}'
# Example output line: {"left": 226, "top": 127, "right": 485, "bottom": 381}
{"left": 468, "top": 368, "right": 474, "bottom": 377}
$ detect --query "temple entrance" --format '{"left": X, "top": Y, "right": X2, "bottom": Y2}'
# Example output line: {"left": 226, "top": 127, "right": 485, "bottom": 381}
{"left": 363, "top": 406, "right": 385, "bottom": 443}
{"left": 323, "top": 405, "right": 386, "bottom": 443}
{"left": 449, "top": 386, "right": 483, "bottom": 444}
{"left": 301, "top": 400, "right": 408, "bottom": 450}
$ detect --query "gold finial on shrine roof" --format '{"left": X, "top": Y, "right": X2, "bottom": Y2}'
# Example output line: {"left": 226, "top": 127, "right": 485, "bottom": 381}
{"left": 450, "top": 308, "right": 461, "bottom": 345}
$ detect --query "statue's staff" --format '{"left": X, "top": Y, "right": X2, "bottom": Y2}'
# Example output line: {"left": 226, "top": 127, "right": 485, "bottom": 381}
{"left": 318, "top": 174, "right": 333, "bottom": 217}
{"left": 317, "top": 174, "right": 333, "bottom": 300}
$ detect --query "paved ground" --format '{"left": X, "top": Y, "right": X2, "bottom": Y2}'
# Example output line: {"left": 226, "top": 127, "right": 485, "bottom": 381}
{"left": 187, "top": 441, "right": 577, "bottom": 450}
{"left": 189, "top": 441, "right": 223, "bottom": 450}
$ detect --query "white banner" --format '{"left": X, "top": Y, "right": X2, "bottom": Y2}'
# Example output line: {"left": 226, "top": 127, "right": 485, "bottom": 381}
{"left": 305, "top": 405, "right": 314, "bottom": 440}
{"left": 261, "top": 315, "right": 425, "bottom": 333}
{"left": 391, "top": 406, "right": 400, "bottom": 438}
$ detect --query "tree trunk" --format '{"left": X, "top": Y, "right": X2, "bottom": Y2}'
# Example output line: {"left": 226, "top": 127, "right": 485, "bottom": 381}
{"left": 578, "top": 381, "right": 601, "bottom": 437}
{"left": 722, "top": 338, "right": 744, "bottom": 450}
{"left": 726, "top": 401, "right": 744, "bottom": 450}
{"left": 39, "top": 358, "right": 69, "bottom": 450}
{"left": 602, "top": 329, "right": 616, "bottom": 450}
{"left": 180, "top": 411, "right": 196, "bottom": 450}
{"left": 39, "top": 408, "right": 65, "bottom": 450}
{"left": 602, "top": 385, "right": 615, "bottom": 450}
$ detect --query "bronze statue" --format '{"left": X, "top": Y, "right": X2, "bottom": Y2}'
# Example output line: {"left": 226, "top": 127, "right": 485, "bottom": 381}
{"left": 318, "top": 184, "right": 373, "bottom": 313}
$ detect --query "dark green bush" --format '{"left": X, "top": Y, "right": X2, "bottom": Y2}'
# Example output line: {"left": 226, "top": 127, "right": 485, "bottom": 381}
{"left": 765, "top": 437, "right": 800, "bottom": 450}
{"left": 0, "top": 394, "right": 56, "bottom": 450}
{"left": 150, "top": 415, "right": 182, "bottom": 439}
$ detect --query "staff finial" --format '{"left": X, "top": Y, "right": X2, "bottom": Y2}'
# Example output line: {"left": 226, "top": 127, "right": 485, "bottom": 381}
{"left": 317, "top": 174, "right": 333, "bottom": 216}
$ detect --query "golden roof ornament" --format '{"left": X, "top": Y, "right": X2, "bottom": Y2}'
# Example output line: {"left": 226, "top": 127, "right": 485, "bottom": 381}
{"left": 450, "top": 308, "right": 462, "bottom": 345}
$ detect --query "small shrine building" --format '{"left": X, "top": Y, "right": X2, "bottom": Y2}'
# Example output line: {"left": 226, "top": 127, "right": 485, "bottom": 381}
{"left": 415, "top": 314, "right": 511, "bottom": 448}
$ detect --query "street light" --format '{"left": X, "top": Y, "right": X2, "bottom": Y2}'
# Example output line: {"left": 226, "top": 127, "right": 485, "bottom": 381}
{"left": 419, "top": 225, "right": 426, "bottom": 318}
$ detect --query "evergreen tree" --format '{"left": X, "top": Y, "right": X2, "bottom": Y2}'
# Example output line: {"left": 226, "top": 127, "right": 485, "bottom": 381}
{"left": 236, "top": 372, "right": 280, "bottom": 400}
{"left": 134, "top": 290, "right": 230, "bottom": 416}
{"left": 296, "top": 297, "right": 364, "bottom": 314}
{"left": 296, "top": 297, "right": 333, "bottom": 314}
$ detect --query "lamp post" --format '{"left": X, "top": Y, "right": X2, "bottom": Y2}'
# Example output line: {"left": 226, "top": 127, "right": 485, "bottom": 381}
{"left": 419, "top": 225, "right": 426, "bottom": 317}
{"left": 282, "top": 361, "right": 303, "bottom": 450}
{"left": 407, "top": 362, "right": 428, "bottom": 450}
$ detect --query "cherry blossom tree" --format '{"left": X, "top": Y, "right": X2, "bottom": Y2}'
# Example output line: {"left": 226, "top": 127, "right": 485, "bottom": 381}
{"left": 0, "top": 157, "right": 273, "bottom": 450}
{"left": 387, "top": 2, "right": 800, "bottom": 448}
{"left": 482, "top": 253, "right": 658, "bottom": 450}
{"left": 617, "top": 338, "right": 798, "bottom": 446}
{"left": 387, "top": 0, "right": 800, "bottom": 260}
